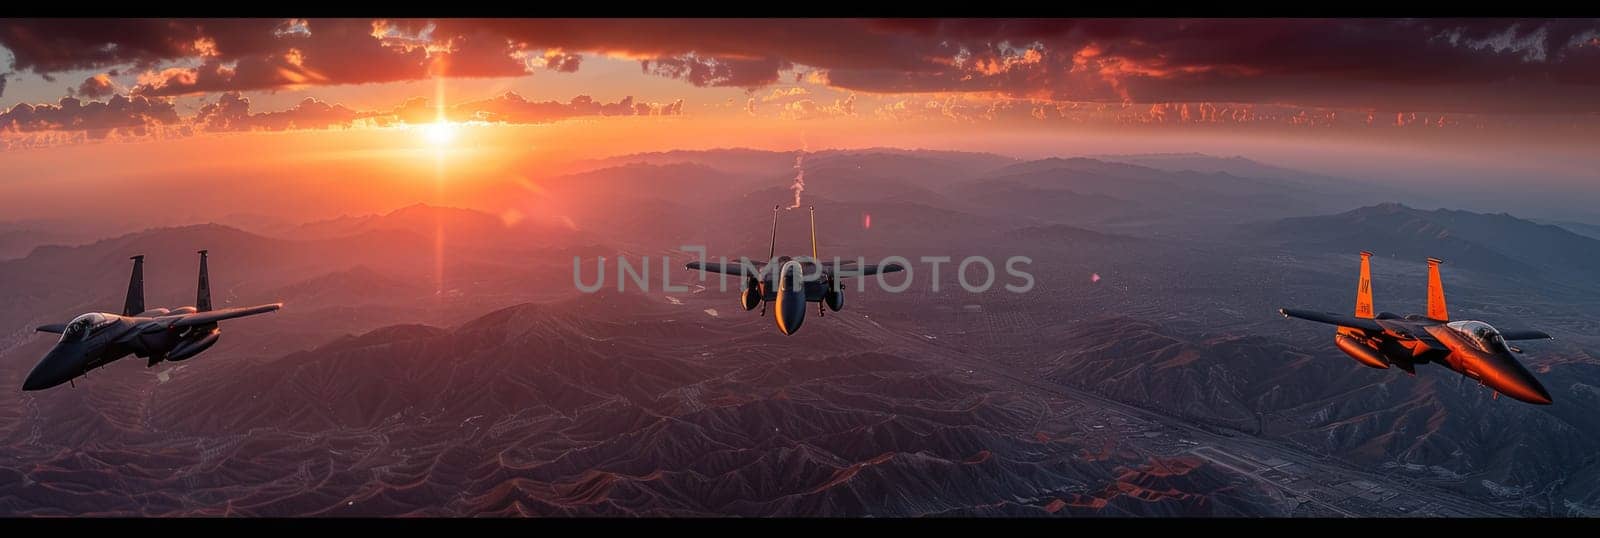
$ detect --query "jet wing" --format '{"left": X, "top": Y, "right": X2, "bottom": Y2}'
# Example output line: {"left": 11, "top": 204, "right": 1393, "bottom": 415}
{"left": 828, "top": 262, "right": 906, "bottom": 277}
{"left": 1499, "top": 329, "right": 1553, "bottom": 341}
{"left": 145, "top": 304, "right": 282, "bottom": 332}
{"left": 686, "top": 260, "right": 764, "bottom": 277}
{"left": 1278, "top": 308, "right": 1385, "bottom": 333}
{"left": 1406, "top": 324, "right": 1449, "bottom": 353}
{"left": 35, "top": 323, "right": 66, "bottom": 334}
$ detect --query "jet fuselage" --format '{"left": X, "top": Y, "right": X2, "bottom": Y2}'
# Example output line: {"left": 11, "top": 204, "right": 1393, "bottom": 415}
{"left": 1338, "top": 313, "right": 1551, "bottom": 404}
{"left": 692, "top": 206, "right": 893, "bottom": 336}
{"left": 1281, "top": 252, "right": 1553, "bottom": 405}
{"left": 24, "top": 311, "right": 223, "bottom": 390}
{"left": 24, "top": 250, "right": 278, "bottom": 392}
{"left": 755, "top": 257, "right": 840, "bottom": 336}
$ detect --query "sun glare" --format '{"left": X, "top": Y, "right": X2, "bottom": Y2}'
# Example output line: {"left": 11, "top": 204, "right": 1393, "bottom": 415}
{"left": 421, "top": 122, "right": 458, "bottom": 146}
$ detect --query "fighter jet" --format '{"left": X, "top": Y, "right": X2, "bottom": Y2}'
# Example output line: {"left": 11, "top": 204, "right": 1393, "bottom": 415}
{"left": 24, "top": 250, "right": 282, "bottom": 391}
{"left": 686, "top": 206, "right": 904, "bottom": 336}
{"left": 1279, "top": 252, "right": 1554, "bottom": 404}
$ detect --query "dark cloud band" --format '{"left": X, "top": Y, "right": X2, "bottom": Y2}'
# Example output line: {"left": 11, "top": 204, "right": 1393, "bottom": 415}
{"left": 0, "top": 90, "right": 685, "bottom": 149}
{"left": 4, "top": 19, "right": 1600, "bottom": 113}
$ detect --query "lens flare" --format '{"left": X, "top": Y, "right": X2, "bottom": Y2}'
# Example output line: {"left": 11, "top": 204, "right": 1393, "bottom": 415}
{"left": 421, "top": 122, "right": 457, "bottom": 146}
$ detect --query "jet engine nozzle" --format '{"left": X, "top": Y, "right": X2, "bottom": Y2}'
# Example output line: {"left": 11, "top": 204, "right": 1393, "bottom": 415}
{"left": 825, "top": 286, "right": 844, "bottom": 312}
{"left": 740, "top": 277, "right": 762, "bottom": 311}
{"left": 1335, "top": 334, "right": 1390, "bottom": 369}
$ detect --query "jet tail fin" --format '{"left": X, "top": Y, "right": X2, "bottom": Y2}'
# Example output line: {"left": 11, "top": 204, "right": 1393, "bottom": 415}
{"left": 1426, "top": 257, "right": 1448, "bottom": 321}
{"left": 196, "top": 250, "right": 212, "bottom": 312}
{"left": 1339, "top": 251, "right": 1375, "bottom": 338}
{"left": 808, "top": 206, "right": 818, "bottom": 260}
{"left": 1355, "top": 251, "right": 1374, "bottom": 319}
{"left": 123, "top": 255, "right": 145, "bottom": 316}
{"left": 767, "top": 205, "right": 781, "bottom": 263}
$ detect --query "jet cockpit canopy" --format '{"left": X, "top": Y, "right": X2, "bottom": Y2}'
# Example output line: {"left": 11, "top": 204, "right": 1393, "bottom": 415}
{"left": 61, "top": 312, "right": 114, "bottom": 342}
{"left": 1447, "top": 320, "right": 1510, "bottom": 354}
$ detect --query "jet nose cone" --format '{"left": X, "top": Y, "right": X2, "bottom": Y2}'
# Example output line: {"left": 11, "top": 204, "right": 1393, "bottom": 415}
{"left": 21, "top": 370, "right": 49, "bottom": 391}
{"left": 776, "top": 302, "right": 805, "bottom": 335}
{"left": 1482, "top": 352, "right": 1554, "bottom": 405}
{"left": 22, "top": 345, "right": 78, "bottom": 391}
{"left": 1517, "top": 376, "right": 1554, "bottom": 405}
{"left": 774, "top": 290, "right": 806, "bottom": 336}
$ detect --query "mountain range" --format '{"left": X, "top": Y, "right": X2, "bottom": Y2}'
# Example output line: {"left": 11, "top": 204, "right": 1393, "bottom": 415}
{"left": 3, "top": 149, "right": 1598, "bottom": 516}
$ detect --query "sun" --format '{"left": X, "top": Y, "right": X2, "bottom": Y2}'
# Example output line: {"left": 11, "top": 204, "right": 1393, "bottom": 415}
{"left": 420, "top": 122, "right": 458, "bottom": 146}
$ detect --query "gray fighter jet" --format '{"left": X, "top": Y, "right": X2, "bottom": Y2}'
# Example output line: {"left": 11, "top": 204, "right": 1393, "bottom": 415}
{"left": 687, "top": 206, "right": 904, "bottom": 336}
{"left": 24, "top": 250, "right": 282, "bottom": 391}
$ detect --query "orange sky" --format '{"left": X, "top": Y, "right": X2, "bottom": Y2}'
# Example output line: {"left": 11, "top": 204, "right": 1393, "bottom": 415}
{"left": 3, "top": 111, "right": 1594, "bottom": 224}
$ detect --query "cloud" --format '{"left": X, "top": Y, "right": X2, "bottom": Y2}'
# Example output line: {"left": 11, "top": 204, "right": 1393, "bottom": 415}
{"left": 193, "top": 92, "right": 369, "bottom": 132}
{"left": 641, "top": 54, "right": 786, "bottom": 88}
{"left": 439, "top": 19, "right": 1600, "bottom": 114}
{"left": 7, "top": 19, "right": 1600, "bottom": 113}
{"left": 761, "top": 87, "right": 809, "bottom": 102}
{"left": 863, "top": 95, "right": 1565, "bottom": 133}
{"left": 433, "top": 92, "right": 684, "bottom": 124}
{"left": 779, "top": 93, "right": 856, "bottom": 120}
{"left": 0, "top": 72, "right": 7, "bottom": 98}
{"left": 0, "top": 19, "right": 220, "bottom": 72}
{"left": 4, "top": 19, "right": 527, "bottom": 97}
{"left": 129, "top": 21, "right": 526, "bottom": 97}
{"left": 73, "top": 73, "right": 118, "bottom": 99}
{"left": 537, "top": 50, "right": 583, "bottom": 72}
{"left": 430, "top": 29, "right": 528, "bottom": 78}
{"left": 0, "top": 88, "right": 686, "bottom": 149}
{"left": 0, "top": 94, "right": 180, "bottom": 138}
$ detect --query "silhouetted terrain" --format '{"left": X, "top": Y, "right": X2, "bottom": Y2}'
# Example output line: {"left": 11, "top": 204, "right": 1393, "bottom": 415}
{"left": 1543, "top": 220, "right": 1600, "bottom": 241}
{"left": 3, "top": 148, "right": 1597, "bottom": 516}
{"left": 1253, "top": 203, "right": 1600, "bottom": 282}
